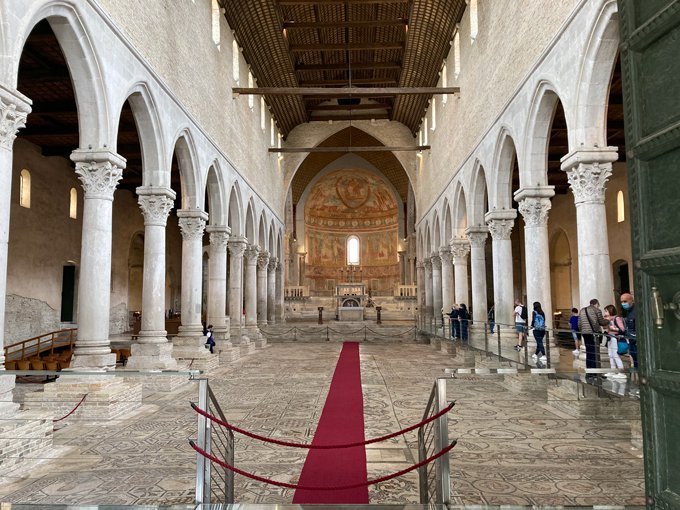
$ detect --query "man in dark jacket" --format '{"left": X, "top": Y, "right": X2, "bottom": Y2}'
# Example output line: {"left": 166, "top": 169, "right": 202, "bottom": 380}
{"left": 620, "top": 293, "right": 637, "bottom": 369}
{"left": 578, "top": 298, "right": 609, "bottom": 374}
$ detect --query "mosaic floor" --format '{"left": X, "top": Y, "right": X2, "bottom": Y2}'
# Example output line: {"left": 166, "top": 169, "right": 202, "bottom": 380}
{"left": 0, "top": 341, "right": 645, "bottom": 506}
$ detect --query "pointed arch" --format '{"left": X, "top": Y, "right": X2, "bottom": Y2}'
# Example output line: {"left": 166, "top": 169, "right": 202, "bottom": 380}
{"left": 204, "top": 160, "right": 227, "bottom": 227}
{"left": 442, "top": 199, "right": 453, "bottom": 247}
{"left": 452, "top": 182, "right": 468, "bottom": 237}
{"left": 469, "top": 160, "right": 489, "bottom": 227}
{"left": 491, "top": 128, "right": 519, "bottom": 210}
{"left": 11, "top": 3, "right": 109, "bottom": 147}
{"left": 277, "top": 229, "right": 284, "bottom": 260}
{"left": 268, "top": 221, "right": 276, "bottom": 257}
{"left": 432, "top": 213, "right": 441, "bottom": 252}
{"left": 227, "top": 182, "right": 243, "bottom": 236}
{"left": 114, "top": 83, "right": 165, "bottom": 188}
{"left": 258, "top": 214, "right": 268, "bottom": 250}
{"left": 171, "top": 129, "right": 200, "bottom": 209}
{"left": 245, "top": 200, "right": 257, "bottom": 246}
{"left": 574, "top": 1, "right": 619, "bottom": 148}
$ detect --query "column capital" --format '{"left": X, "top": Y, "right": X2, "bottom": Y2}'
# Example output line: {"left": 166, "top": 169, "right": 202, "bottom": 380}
{"left": 257, "top": 251, "right": 270, "bottom": 270}
{"left": 423, "top": 258, "right": 432, "bottom": 271}
{"left": 228, "top": 235, "right": 248, "bottom": 257}
{"left": 276, "top": 261, "right": 283, "bottom": 272}
{"left": 177, "top": 210, "right": 208, "bottom": 240}
{"left": 208, "top": 228, "right": 230, "bottom": 250}
{"left": 561, "top": 147, "right": 618, "bottom": 204}
{"left": 137, "top": 187, "right": 175, "bottom": 226}
{"left": 517, "top": 196, "right": 552, "bottom": 227}
{"left": 430, "top": 254, "right": 442, "bottom": 270}
{"left": 71, "top": 149, "right": 126, "bottom": 201}
{"left": 416, "top": 261, "right": 424, "bottom": 270}
{"left": 450, "top": 240, "right": 470, "bottom": 261}
{"left": 485, "top": 209, "right": 517, "bottom": 240}
{"left": 268, "top": 256, "right": 278, "bottom": 272}
{"left": 465, "top": 227, "right": 488, "bottom": 249}
{"left": 439, "top": 246, "right": 453, "bottom": 265}
{"left": 0, "top": 85, "right": 31, "bottom": 150}
{"left": 244, "top": 245, "right": 260, "bottom": 265}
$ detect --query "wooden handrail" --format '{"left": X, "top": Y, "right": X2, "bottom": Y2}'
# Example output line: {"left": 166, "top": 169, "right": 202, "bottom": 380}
{"left": 4, "top": 328, "right": 77, "bottom": 361}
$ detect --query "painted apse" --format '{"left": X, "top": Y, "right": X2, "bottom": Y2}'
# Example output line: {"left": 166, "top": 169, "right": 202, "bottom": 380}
{"left": 304, "top": 169, "right": 399, "bottom": 295}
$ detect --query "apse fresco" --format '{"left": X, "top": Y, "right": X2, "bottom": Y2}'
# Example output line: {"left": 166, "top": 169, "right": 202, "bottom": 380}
{"left": 304, "top": 169, "right": 400, "bottom": 293}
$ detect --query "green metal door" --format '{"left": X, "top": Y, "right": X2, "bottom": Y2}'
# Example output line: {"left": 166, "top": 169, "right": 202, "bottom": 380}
{"left": 617, "top": 1, "right": 680, "bottom": 508}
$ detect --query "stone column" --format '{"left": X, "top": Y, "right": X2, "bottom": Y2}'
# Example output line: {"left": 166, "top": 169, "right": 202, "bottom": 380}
{"left": 516, "top": 187, "right": 555, "bottom": 327}
{"left": 243, "top": 245, "right": 260, "bottom": 338}
{"left": 439, "top": 247, "right": 454, "bottom": 311}
{"left": 416, "top": 262, "right": 425, "bottom": 322}
{"left": 172, "top": 210, "right": 215, "bottom": 366}
{"left": 127, "top": 187, "right": 177, "bottom": 369}
{"left": 451, "top": 240, "right": 470, "bottom": 307}
{"left": 0, "top": 86, "right": 30, "bottom": 411}
{"left": 398, "top": 250, "right": 407, "bottom": 285}
{"left": 431, "top": 254, "right": 443, "bottom": 323}
{"left": 228, "top": 236, "right": 247, "bottom": 343}
{"left": 276, "top": 261, "right": 284, "bottom": 322}
{"left": 267, "top": 257, "right": 277, "bottom": 324}
{"left": 485, "top": 209, "right": 517, "bottom": 328}
{"left": 256, "top": 251, "right": 269, "bottom": 326}
{"left": 423, "top": 259, "right": 434, "bottom": 324}
{"left": 68, "top": 149, "right": 127, "bottom": 369}
{"left": 206, "top": 226, "right": 230, "bottom": 341}
{"left": 466, "top": 227, "right": 489, "bottom": 325}
{"left": 562, "top": 148, "right": 618, "bottom": 307}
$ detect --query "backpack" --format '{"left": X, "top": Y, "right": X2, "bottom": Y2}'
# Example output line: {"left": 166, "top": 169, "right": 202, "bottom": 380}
{"left": 534, "top": 313, "right": 545, "bottom": 330}
{"left": 520, "top": 305, "right": 528, "bottom": 321}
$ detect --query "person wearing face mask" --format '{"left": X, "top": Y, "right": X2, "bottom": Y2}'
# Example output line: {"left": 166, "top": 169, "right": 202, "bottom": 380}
{"left": 620, "top": 293, "right": 637, "bottom": 374}
{"left": 578, "top": 298, "right": 610, "bottom": 378}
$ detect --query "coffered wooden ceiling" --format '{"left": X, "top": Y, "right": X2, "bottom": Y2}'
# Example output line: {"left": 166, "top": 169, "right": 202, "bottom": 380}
{"left": 221, "top": 0, "right": 466, "bottom": 137}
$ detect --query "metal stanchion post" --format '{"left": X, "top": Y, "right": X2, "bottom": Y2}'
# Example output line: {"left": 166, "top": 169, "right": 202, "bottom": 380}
{"left": 497, "top": 326, "right": 502, "bottom": 362}
{"left": 326, "top": 326, "right": 329, "bottom": 342}
{"left": 545, "top": 329, "right": 551, "bottom": 368}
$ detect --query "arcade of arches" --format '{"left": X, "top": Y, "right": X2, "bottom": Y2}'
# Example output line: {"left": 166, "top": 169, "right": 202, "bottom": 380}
{"left": 1, "top": 0, "right": 674, "bottom": 507}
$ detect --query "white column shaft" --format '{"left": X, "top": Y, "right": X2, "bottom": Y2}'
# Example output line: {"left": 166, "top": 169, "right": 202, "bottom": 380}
{"left": 244, "top": 249, "right": 258, "bottom": 328}
{"left": 178, "top": 213, "right": 207, "bottom": 335}
{"left": 257, "top": 253, "right": 269, "bottom": 326}
{"left": 267, "top": 259, "right": 277, "bottom": 324}
{"left": 207, "top": 231, "right": 229, "bottom": 336}
{"left": 228, "top": 238, "right": 247, "bottom": 337}
{"left": 576, "top": 202, "right": 613, "bottom": 307}
{"left": 276, "top": 265, "right": 284, "bottom": 322}
{"left": 0, "top": 149, "right": 13, "bottom": 363}
{"left": 431, "top": 256, "right": 443, "bottom": 318}
{"left": 424, "top": 261, "right": 433, "bottom": 321}
{"left": 467, "top": 232, "right": 488, "bottom": 324}
{"left": 440, "top": 251, "right": 454, "bottom": 311}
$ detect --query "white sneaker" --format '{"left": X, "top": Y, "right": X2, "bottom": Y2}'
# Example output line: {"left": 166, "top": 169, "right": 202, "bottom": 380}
{"left": 604, "top": 372, "right": 616, "bottom": 378}
{"left": 572, "top": 349, "right": 580, "bottom": 356}
{"left": 612, "top": 373, "right": 627, "bottom": 379}
{"left": 540, "top": 356, "right": 547, "bottom": 362}
{"left": 531, "top": 354, "right": 538, "bottom": 360}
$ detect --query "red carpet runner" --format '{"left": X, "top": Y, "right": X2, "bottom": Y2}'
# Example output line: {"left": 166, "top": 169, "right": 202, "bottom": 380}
{"left": 292, "top": 342, "right": 369, "bottom": 504}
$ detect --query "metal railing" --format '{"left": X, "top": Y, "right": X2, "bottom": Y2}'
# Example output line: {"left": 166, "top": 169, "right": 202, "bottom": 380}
{"left": 4, "top": 328, "right": 77, "bottom": 362}
{"left": 194, "top": 378, "right": 234, "bottom": 505}
{"left": 418, "top": 377, "right": 451, "bottom": 505}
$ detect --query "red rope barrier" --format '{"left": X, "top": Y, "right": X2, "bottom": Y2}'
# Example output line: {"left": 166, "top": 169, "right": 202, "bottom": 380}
{"left": 190, "top": 439, "right": 456, "bottom": 491}
{"left": 53, "top": 393, "right": 88, "bottom": 422}
{"left": 191, "top": 401, "right": 455, "bottom": 449}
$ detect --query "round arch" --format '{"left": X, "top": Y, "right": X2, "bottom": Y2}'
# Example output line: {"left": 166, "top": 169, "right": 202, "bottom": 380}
{"left": 469, "top": 160, "right": 489, "bottom": 227}
{"left": 227, "top": 183, "right": 243, "bottom": 236}
{"left": 204, "top": 161, "right": 227, "bottom": 227}
{"left": 170, "top": 129, "right": 200, "bottom": 209}
{"left": 491, "top": 129, "right": 519, "bottom": 210}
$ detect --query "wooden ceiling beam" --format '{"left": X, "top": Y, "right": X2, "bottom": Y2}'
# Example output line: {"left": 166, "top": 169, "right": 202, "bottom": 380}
{"left": 309, "top": 114, "right": 391, "bottom": 121}
{"left": 289, "top": 42, "right": 404, "bottom": 52}
{"left": 308, "top": 103, "right": 393, "bottom": 111}
{"left": 283, "top": 19, "right": 408, "bottom": 29}
{"left": 299, "top": 78, "right": 398, "bottom": 86}
{"left": 269, "top": 145, "right": 429, "bottom": 153}
{"left": 296, "top": 61, "right": 401, "bottom": 71}
{"left": 234, "top": 87, "right": 460, "bottom": 96}
{"left": 279, "top": 0, "right": 408, "bottom": 4}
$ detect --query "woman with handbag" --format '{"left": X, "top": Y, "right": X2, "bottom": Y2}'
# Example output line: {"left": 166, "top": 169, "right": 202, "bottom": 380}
{"left": 603, "top": 305, "right": 627, "bottom": 379}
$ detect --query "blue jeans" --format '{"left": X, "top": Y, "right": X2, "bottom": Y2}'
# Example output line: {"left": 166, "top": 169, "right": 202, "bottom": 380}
{"left": 533, "top": 330, "right": 546, "bottom": 356}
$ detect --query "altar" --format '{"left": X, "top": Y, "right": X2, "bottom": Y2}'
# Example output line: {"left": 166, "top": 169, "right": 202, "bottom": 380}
{"left": 336, "top": 283, "right": 366, "bottom": 321}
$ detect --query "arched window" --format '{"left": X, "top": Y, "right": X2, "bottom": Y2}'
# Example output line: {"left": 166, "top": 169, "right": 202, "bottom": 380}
{"left": 347, "top": 236, "right": 360, "bottom": 265}
{"left": 441, "top": 62, "right": 448, "bottom": 104}
{"left": 617, "top": 190, "right": 625, "bottom": 222}
{"left": 19, "top": 169, "right": 31, "bottom": 208}
{"left": 69, "top": 188, "right": 78, "bottom": 219}
{"left": 270, "top": 118, "right": 276, "bottom": 146}
{"left": 260, "top": 97, "right": 266, "bottom": 131}
{"left": 211, "top": 0, "right": 221, "bottom": 47}
{"left": 232, "top": 39, "right": 240, "bottom": 82}
{"left": 469, "top": 0, "right": 478, "bottom": 42}
{"left": 247, "top": 71, "right": 254, "bottom": 109}
{"left": 453, "top": 31, "right": 461, "bottom": 78}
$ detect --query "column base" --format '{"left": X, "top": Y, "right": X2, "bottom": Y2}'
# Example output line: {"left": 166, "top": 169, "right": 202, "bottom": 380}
{"left": 71, "top": 352, "right": 117, "bottom": 370}
{"left": 547, "top": 378, "right": 640, "bottom": 419}
{"left": 22, "top": 375, "right": 143, "bottom": 421}
{"left": 219, "top": 343, "right": 241, "bottom": 363}
{"left": 126, "top": 342, "right": 177, "bottom": 370}
{"left": 213, "top": 325, "right": 229, "bottom": 341}
{"left": 0, "top": 408, "right": 54, "bottom": 476}
{"left": 172, "top": 335, "right": 220, "bottom": 372}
